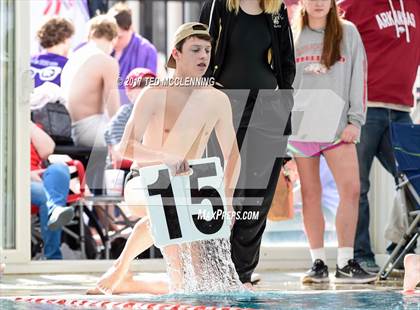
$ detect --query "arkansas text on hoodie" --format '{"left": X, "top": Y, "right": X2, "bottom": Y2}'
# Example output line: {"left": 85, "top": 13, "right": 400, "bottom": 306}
{"left": 338, "top": 0, "right": 420, "bottom": 109}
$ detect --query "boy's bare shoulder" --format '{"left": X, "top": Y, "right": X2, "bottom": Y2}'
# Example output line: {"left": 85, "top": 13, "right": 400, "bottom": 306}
{"left": 133, "top": 85, "right": 165, "bottom": 109}
{"left": 88, "top": 53, "right": 118, "bottom": 72}
{"left": 100, "top": 54, "right": 119, "bottom": 70}
{"left": 199, "top": 86, "right": 230, "bottom": 107}
{"left": 142, "top": 85, "right": 169, "bottom": 97}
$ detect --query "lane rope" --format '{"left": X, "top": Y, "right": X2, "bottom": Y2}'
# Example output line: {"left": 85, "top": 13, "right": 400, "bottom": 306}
{"left": 14, "top": 296, "right": 255, "bottom": 310}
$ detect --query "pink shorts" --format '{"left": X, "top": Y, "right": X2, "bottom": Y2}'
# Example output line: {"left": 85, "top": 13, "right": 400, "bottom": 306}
{"left": 288, "top": 139, "right": 345, "bottom": 157}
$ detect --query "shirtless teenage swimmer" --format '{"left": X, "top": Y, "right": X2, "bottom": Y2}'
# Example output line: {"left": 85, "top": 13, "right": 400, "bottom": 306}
{"left": 61, "top": 15, "right": 120, "bottom": 147}
{"left": 88, "top": 22, "right": 241, "bottom": 295}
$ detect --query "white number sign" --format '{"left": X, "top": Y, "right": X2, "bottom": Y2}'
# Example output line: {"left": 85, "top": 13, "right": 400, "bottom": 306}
{"left": 134, "top": 157, "right": 231, "bottom": 248}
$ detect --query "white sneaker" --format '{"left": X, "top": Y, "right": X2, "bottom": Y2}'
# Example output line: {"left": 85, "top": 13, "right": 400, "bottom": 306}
{"left": 48, "top": 206, "right": 74, "bottom": 230}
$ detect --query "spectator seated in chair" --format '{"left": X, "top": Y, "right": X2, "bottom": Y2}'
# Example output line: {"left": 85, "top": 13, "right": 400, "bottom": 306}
{"left": 31, "top": 121, "right": 74, "bottom": 259}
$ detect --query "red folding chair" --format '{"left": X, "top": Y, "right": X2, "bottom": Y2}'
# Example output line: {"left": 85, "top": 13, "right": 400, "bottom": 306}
{"left": 31, "top": 159, "right": 106, "bottom": 259}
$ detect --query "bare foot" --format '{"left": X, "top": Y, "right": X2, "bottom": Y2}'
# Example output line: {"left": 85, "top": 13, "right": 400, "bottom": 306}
{"left": 87, "top": 272, "right": 168, "bottom": 295}
{"left": 96, "top": 263, "right": 127, "bottom": 295}
{"left": 0, "top": 263, "right": 5, "bottom": 274}
{"left": 87, "top": 272, "right": 132, "bottom": 295}
{"left": 112, "top": 275, "right": 168, "bottom": 295}
{"left": 86, "top": 286, "right": 102, "bottom": 295}
{"left": 403, "top": 254, "right": 420, "bottom": 292}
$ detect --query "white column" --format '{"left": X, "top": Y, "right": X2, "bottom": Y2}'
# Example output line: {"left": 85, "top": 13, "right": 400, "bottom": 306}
{"left": 166, "top": 1, "right": 183, "bottom": 57}
{"left": 126, "top": 0, "right": 141, "bottom": 33}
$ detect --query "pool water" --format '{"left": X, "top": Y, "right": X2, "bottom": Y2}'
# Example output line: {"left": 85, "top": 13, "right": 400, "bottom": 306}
{"left": 1, "top": 291, "right": 419, "bottom": 310}
{"left": 164, "top": 291, "right": 420, "bottom": 309}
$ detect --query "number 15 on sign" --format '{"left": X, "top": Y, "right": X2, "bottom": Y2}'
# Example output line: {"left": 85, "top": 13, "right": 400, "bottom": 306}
{"left": 138, "top": 157, "right": 231, "bottom": 248}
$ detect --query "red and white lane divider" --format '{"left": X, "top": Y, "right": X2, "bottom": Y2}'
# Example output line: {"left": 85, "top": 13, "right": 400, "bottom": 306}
{"left": 14, "top": 297, "right": 254, "bottom": 310}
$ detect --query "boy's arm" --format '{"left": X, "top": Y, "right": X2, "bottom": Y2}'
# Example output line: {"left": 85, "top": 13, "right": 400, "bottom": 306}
{"left": 116, "top": 88, "right": 188, "bottom": 175}
{"left": 102, "top": 57, "right": 121, "bottom": 117}
{"left": 214, "top": 93, "right": 241, "bottom": 208}
{"left": 117, "top": 88, "right": 163, "bottom": 163}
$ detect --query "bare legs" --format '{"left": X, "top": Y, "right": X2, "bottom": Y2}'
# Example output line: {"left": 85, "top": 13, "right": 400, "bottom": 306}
{"left": 95, "top": 217, "right": 157, "bottom": 294}
{"left": 295, "top": 156, "right": 324, "bottom": 249}
{"left": 295, "top": 143, "right": 360, "bottom": 250}
{"left": 323, "top": 144, "right": 360, "bottom": 248}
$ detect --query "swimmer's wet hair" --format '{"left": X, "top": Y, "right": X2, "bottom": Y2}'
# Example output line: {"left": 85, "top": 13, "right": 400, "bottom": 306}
{"left": 89, "top": 15, "right": 118, "bottom": 41}
{"left": 109, "top": 2, "right": 132, "bottom": 30}
{"left": 37, "top": 17, "right": 74, "bottom": 49}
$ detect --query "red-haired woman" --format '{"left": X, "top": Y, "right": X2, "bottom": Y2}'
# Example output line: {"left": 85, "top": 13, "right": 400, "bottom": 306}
{"left": 289, "top": 0, "right": 374, "bottom": 284}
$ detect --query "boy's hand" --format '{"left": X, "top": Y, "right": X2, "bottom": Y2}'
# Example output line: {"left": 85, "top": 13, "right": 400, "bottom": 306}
{"left": 110, "top": 146, "right": 123, "bottom": 164}
{"left": 163, "top": 153, "right": 191, "bottom": 176}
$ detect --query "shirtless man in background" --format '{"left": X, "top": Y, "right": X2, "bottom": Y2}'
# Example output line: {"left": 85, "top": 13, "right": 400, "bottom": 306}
{"left": 62, "top": 15, "right": 120, "bottom": 147}
{"left": 88, "top": 22, "right": 241, "bottom": 295}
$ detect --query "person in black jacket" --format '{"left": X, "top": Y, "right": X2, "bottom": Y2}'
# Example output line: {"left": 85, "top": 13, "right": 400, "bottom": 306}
{"left": 200, "top": 0, "right": 295, "bottom": 286}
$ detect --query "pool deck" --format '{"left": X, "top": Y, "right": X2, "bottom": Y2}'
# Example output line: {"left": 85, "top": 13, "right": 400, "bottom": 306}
{"left": 3, "top": 270, "right": 419, "bottom": 310}
{"left": 0, "top": 269, "right": 407, "bottom": 297}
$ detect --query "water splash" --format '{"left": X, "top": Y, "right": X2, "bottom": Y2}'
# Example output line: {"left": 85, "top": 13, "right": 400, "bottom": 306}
{"left": 162, "top": 238, "right": 246, "bottom": 293}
